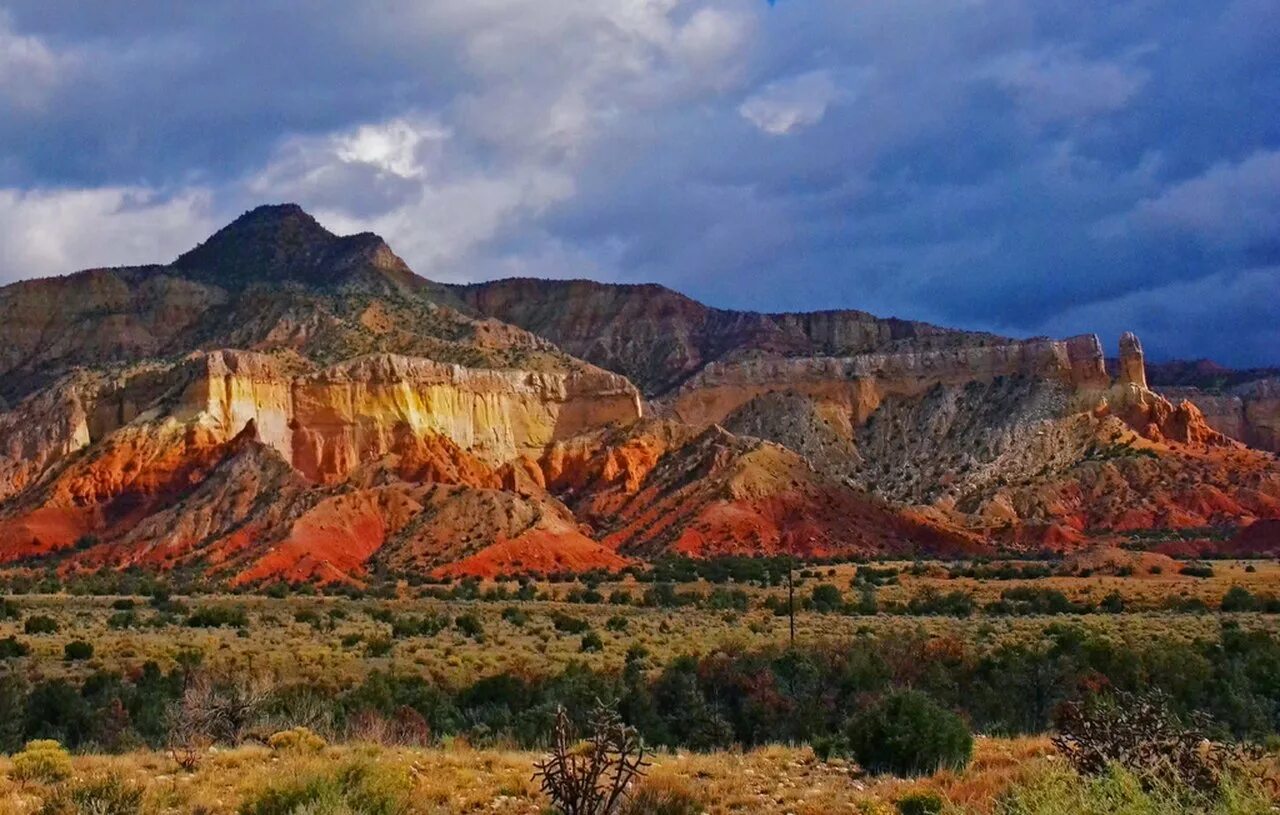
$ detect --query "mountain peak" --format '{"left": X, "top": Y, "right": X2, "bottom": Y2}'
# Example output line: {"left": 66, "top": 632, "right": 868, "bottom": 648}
{"left": 170, "top": 204, "right": 427, "bottom": 295}
{"left": 173, "top": 203, "right": 337, "bottom": 283}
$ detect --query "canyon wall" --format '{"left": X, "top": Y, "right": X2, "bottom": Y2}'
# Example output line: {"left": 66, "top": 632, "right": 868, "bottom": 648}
{"left": 3, "top": 350, "right": 643, "bottom": 493}
{"left": 179, "top": 351, "right": 643, "bottom": 482}
{"left": 663, "top": 334, "right": 1110, "bottom": 427}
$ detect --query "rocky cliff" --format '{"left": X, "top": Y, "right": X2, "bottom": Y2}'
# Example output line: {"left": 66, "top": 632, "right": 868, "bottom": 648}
{"left": 661, "top": 334, "right": 1111, "bottom": 428}
{"left": 453, "top": 277, "right": 1008, "bottom": 396}
{"left": 1, "top": 204, "right": 1277, "bottom": 583}
{"left": 1153, "top": 379, "right": 1280, "bottom": 453}
{"left": 185, "top": 349, "right": 641, "bottom": 480}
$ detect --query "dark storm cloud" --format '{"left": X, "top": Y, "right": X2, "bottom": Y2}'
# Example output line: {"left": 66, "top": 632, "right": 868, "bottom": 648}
{"left": 0, "top": 1, "right": 1276, "bottom": 365}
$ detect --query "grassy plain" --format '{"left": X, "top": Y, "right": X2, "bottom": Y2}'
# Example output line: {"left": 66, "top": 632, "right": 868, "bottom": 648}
{"left": 1, "top": 558, "right": 1276, "bottom": 684}
{"left": 0, "top": 558, "right": 1277, "bottom": 814}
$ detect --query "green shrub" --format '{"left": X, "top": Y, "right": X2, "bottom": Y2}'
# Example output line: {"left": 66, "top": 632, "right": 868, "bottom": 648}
{"left": 1098, "top": 592, "right": 1125, "bottom": 613}
{"left": 846, "top": 690, "right": 973, "bottom": 777}
{"left": 23, "top": 616, "right": 59, "bottom": 635}
{"left": 390, "top": 613, "right": 448, "bottom": 638}
{"left": 107, "top": 611, "right": 138, "bottom": 629}
{"left": 906, "top": 587, "right": 975, "bottom": 617}
{"left": 0, "top": 635, "right": 30, "bottom": 658}
{"left": 550, "top": 612, "right": 590, "bottom": 633}
{"left": 605, "top": 614, "right": 629, "bottom": 632}
{"left": 454, "top": 613, "right": 484, "bottom": 640}
{"left": 810, "top": 584, "right": 844, "bottom": 613}
{"left": 37, "top": 773, "right": 143, "bottom": 815}
{"left": 238, "top": 760, "right": 410, "bottom": 815}
{"left": 1221, "top": 586, "right": 1257, "bottom": 612}
{"left": 11, "top": 739, "right": 73, "bottom": 784}
{"left": 62, "top": 641, "right": 93, "bottom": 661}
{"left": 500, "top": 606, "right": 528, "bottom": 626}
{"left": 185, "top": 606, "right": 248, "bottom": 628}
{"left": 580, "top": 631, "right": 604, "bottom": 652}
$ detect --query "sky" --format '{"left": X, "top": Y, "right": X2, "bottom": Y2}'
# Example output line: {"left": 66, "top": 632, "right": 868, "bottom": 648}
{"left": 0, "top": 1, "right": 1277, "bottom": 366}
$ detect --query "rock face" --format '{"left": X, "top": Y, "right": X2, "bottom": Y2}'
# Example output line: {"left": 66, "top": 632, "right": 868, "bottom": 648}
{"left": 1153, "top": 379, "right": 1280, "bottom": 453}
{"left": 1, "top": 204, "right": 1278, "bottom": 582}
{"left": 185, "top": 350, "right": 641, "bottom": 481}
{"left": 453, "top": 277, "right": 1018, "bottom": 396}
{"left": 662, "top": 334, "right": 1110, "bottom": 429}
{"left": 1118, "top": 331, "right": 1148, "bottom": 389}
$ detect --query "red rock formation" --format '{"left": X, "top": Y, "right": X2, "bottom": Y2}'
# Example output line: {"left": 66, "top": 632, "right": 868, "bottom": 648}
{"left": 1, "top": 206, "right": 1277, "bottom": 583}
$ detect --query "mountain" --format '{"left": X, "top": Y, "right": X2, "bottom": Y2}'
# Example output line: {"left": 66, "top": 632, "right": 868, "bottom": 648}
{"left": 0, "top": 204, "right": 1277, "bottom": 584}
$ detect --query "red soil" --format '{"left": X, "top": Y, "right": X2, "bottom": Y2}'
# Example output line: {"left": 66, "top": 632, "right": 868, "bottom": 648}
{"left": 433, "top": 528, "right": 630, "bottom": 579}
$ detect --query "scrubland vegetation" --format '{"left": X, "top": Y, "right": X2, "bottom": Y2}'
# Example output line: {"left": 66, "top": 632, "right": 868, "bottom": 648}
{"left": 0, "top": 556, "right": 1279, "bottom": 813}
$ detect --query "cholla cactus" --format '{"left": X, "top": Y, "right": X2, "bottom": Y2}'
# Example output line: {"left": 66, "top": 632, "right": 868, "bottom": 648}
{"left": 533, "top": 701, "right": 649, "bottom": 815}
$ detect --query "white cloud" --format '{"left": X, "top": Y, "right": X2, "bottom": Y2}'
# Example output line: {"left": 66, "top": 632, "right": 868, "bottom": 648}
{"left": 0, "top": 12, "right": 74, "bottom": 111}
{"left": 739, "top": 70, "right": 842, "bottom": 135}
{"left": 0, "top": 188, "right": 214, "bottom": 282}
{"left": 334, "top": 119, "right": 447, "bottom": 179}
{"left": 247, "top": 113, "right": 575, "bottom": 278}
{"left": 1120, "top": 149, "right": 1280, "bottom": 246}
{"left": 983, "top": 47, "right": 1147, "bottom": 123}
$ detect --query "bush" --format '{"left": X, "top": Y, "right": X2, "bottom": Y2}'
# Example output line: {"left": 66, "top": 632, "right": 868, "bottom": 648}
{"left": 845, "top": 690, "right": 973, "bottom": 777}
{"left": 1052, "top": 690, "right": 1254, "bottom": 793}
{"left": 0, "top": 635, "right": 30, "bottom": 658}
{"left": 810, "top": 584, "right": 844, "bottom": 613}
{"left": 1221, "top": 586, "right": 1257, "bottom": 612}
{"left": 500, "top": 606, "right": 528, "bottom": 627}
{"left": 896, "top": 792, "right": 944, "bottom": 815}
{"left": 185, "top": 606, "right": 248, "bottom": 628}
{"left": 267, "top": 726, "right": 327, "bottom": 752}
{"left": 580, "top": 631, "right": 604, "bottom": 652}
{"left": 23, "top": 616, "right": 59, "bottom": 635}
{"left": 389, "top": 613, "right": 448, "bottom": 638}
{"left": 62, "top": 641, "right": 94, "bottom": 662}
{"left": 238, "top": 761, "right": 411, "bottom": 815}
{"left": 107, "top": 611, "right": 138, "bottom": 629}
{"left": 11, "top": 739, "right": 73, "bottom": 784}
{"left": 605, "top": 615, "right": 629, "bottom": 632}
{"left": 1098, "top": 592, "right": 1125, "bottom": 613}
{"left": 454, "top": 613, "right": 483, "bottom": 640}
{"left": 906, "top": 587, "right": 974, "bottom": 617}
{"left": 550, "top": 612, "right": 590, "bottom": 634}
{"left": 37, "top": 773, "right": 143, "bottom": 815}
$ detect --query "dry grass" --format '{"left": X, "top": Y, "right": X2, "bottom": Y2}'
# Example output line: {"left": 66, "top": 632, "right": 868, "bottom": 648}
{"left": 0, "top": 737, "right": 1055, "bottom": 814}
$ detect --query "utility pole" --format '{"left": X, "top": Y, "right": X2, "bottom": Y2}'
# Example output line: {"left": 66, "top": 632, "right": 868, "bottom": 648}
{"left": 787, "top": 540, "right": 796, "bottom": 648}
